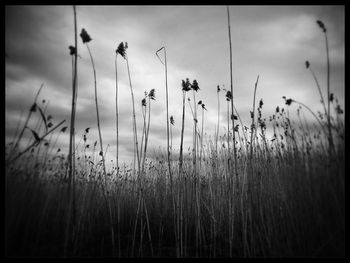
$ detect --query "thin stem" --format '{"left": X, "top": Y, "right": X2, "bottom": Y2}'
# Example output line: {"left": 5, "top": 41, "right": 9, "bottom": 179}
{"left": 325, "top": 32, "right": 334, "bottom": 156}
{"left": 309, "top": 67, "right": 327, "bottom": 117}
{"left": 216, "top": 90, "right": 220, "bottom": 155}
{"left": 126, "top": 56, "right": 141, "bottom": 175}
{"left": 292, "top": 99, "right": 327, "bottom": 135}
{"left": 10, "top": 83, "right": 44, "bottom": 158}
{"left": 179, "top": 91, "right": 186, "bottom": 172}
{"left": 115, "top": 55, "right": 119, "bottom": 176}
{"left": 10, "top": 120, "right": 66, "bottom": 163}
{"left": 250, "top": 75, "right": 260, "bottom": 160}
{"left": 86, "top": 43, "right": 107, "bottom": 184}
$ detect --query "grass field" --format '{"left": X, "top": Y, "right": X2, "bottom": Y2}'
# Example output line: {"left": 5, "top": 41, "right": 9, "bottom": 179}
{"left": 5, "top": 6, "right": 345, "bottom": 258}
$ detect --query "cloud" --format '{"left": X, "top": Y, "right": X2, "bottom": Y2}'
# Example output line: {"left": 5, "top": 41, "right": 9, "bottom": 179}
{"left": 5, "top": 5, "right": 344, "bottom": 165}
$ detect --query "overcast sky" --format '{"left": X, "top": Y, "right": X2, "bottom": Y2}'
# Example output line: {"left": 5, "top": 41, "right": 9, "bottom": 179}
{"left": 5, "top": 5, "right": 345, "bottom": 166}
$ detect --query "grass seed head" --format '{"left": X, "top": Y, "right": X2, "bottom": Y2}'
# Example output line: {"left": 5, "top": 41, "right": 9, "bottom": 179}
{"left": 259, "top": 99, "right": 264, "bottom": 109}
{"left": 116, "top": 42, "right": 127, "bottom": 59}
{"left": 182, "top": 78, "right": 191, "bottom": 91}
{"left": 192, "top": 80, "right": 200, "bottom": 92}
{"left": 226, "top": 91, "right": 232, "bottom": 101}
{"left": 30, "top": 103, "right": 37, "bottom": 112}
{"left": 285, "top": 98, "right": 293, "bottom": 106}
{"left": 305, "top": 60, "right": 310, "bottom": 68}
{"left": 149, "top": 89, "right": 156, "bottom": 100}
{"left": 316, "top": 20, "right": 327, "bottom": 32}
{"left": 80, "top": 28, "right": 92, "bottom": 43}
{"left": 69, "top": 45, "right": 77, "bottom": 56}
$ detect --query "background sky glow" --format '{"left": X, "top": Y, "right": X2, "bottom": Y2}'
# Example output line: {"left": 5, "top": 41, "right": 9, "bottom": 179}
{"left": 5, "top": 5, "right": 345, "bottom": 167}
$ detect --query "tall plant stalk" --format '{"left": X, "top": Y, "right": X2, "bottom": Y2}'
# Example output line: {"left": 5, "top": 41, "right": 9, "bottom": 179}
{"left": 115, "top": 55, "right": 119, "bottom": 176}
{"left": 216, "top": 85, "right": 221, "bottom": 155}
{"left": 156, "top": 46, "right": 178, "bottom": 256}
{"left": 250, "top": 75, "right": 260, "bottom": 160}
{"left": 226, "top": 6, "right": 238, "bottom": 257}
{"left": 305, "top": 61, "right": 328, "bottom": 118}
{"left": 190, "top": 79, "right": 201, "bottom": 257}
{"left": 316, "top": 20, "right": 334, "bottom": 157}
{"left": 85, "top": 41, "right": 107, "bottom": 184}
{"left": 179, "top": 78, "right": 191, "bottom": 173}
{"left": 156, "top": 47, "right": 173, "bottom": 188}
{"left": 64, "top": 6, "right": 78, "bottom": 257}
{"left": 80, "top": 28, "right": 115, "bottom": 255}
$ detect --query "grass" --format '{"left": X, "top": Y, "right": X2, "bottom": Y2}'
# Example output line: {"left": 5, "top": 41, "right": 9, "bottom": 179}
{"left": 5, "top": 8, "right": 345, "bottom": 258}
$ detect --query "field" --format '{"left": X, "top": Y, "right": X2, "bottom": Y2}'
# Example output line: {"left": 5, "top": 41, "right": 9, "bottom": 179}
{"left": 5, "top": 6, "right": 345, "bottom": 258}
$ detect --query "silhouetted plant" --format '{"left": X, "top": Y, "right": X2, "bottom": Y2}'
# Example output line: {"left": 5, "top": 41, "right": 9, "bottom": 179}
{"left": 316, "top": 19, "right": 334, "bottom": 156}
{"left": 179, "top": 78, "right": 191, "bottom": 172}
{"left": 115, "top": 42, "right": 128, "bottom": 178}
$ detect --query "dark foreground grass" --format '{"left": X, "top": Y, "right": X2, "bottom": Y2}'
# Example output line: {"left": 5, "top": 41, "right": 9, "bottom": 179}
{"left": 5, "top": 122, "right": 345, "bottom": 257}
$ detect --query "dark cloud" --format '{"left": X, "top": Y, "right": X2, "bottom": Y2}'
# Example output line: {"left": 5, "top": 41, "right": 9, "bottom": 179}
{"left": 5, "top": 6, "right": 344, "bottom": 164}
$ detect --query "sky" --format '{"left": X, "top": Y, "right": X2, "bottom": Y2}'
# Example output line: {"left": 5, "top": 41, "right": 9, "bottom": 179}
{"left": 5, "top": 5, "right": 345, "bottom": 167}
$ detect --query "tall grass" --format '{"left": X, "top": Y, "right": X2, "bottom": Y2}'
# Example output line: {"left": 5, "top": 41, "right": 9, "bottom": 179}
{"left": 5, "top": 8, "right": 344, "bottom": 259}
{"left": 64, "top": 6, "right": 78, "bottom": 257}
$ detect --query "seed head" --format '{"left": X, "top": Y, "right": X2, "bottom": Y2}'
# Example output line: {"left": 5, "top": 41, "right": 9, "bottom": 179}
{"left": 182, "top": 78, "right": 191, "bottom": 92}
{"left": 142, "top": 98, "right": 147, "bottom": 107}
{"left": 30, "top": 103, "right": 37, "bottom": 112}
{"left": 116, "top": 42, "right": 127, "bottom": 59}
{"left": 69, "top": 45, "right": 76, "bottom": 56}
{"left": 336, "top": 105, "right": 343, "bottom": 114}
{"left": 202, "top": 104, "right": 207, "bottom": 111}
{"left": 170, "top": 116, "right": 174, "bottom": 125}
{"left": 316, "top": 20, "right": 326, "bottom": 33}
{"left": 305, "top": 61, "right": 310, "bottom": 69}
{"left": 149, "top": 88, "right": 156, "bottom": 100}
{"left": 198, "top": 100, "right": 202, "bottom": 105}
{"left": 217, "top": 85, "right": 220, "bottom": 92}
{"left": 191, "top": 80, "right": 200, "bottom": 92}
{"left": 226, "top": 91, "right": 232, "bottom": 101}
{"left": 285, "top": 98, "right": 293, "bottom": 106}
{"left": 61, "top": 126, "right": 68, "bottom": 132}
{"left": 85, "top": 127, "right": 90, "bottom": 133}
{"left": 329, "top": 93, "right": 334, "bottom": 102}
{"left": 259, "top": 99, "right": 264, "bottom": 109}
{"left": 80, "top": 28, "right": 92, "bottom": 43}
